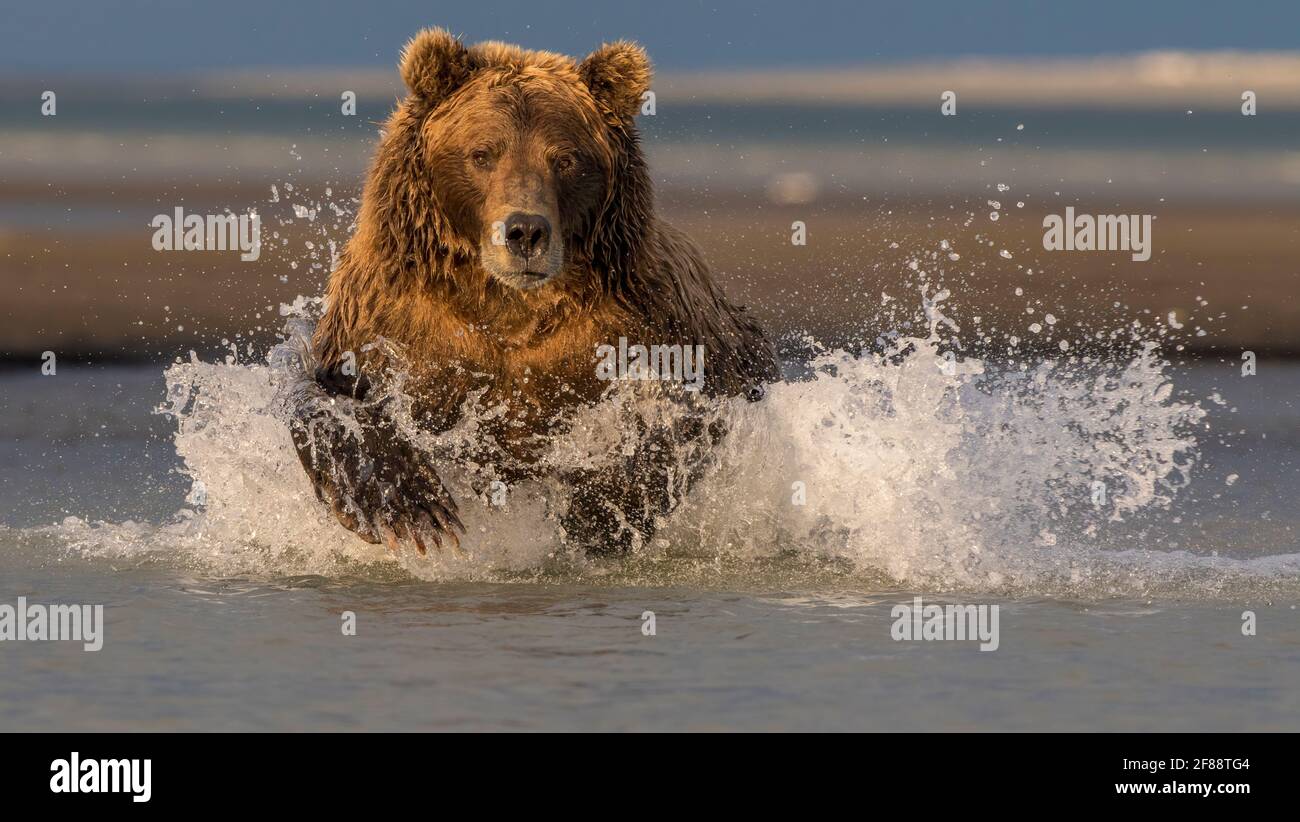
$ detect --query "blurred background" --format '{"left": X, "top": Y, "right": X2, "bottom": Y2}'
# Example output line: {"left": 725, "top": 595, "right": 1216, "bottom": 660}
{"left": 2, "top": 0, "right": 1298, "bottom": 362}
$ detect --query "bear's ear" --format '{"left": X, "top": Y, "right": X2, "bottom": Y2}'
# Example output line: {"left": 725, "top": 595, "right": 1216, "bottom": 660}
{"left": 579, "top": 41, "right": 652, "bottom": 121}
{"left": 400, "top": 28, "right": 477, "bottom": 102}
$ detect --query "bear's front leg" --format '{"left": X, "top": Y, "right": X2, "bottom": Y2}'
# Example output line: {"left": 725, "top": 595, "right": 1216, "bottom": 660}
{"left": 288, "top": 367, "right": 464, "bottom": 555}
{"left": 560, "top": 398, "right": 723, "bottom": 556}
{"left": 561, "top": 467, "right": 669, "bottom": 555}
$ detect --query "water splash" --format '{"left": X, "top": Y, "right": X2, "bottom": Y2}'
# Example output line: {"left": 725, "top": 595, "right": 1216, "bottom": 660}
{"left": 36, "top": 289, "right": 1300, "bottom": 599}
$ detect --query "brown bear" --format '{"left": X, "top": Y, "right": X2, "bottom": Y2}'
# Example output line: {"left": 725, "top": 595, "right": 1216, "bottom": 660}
{"left": 287, "top": 28, "right": 779, "bottom": 555}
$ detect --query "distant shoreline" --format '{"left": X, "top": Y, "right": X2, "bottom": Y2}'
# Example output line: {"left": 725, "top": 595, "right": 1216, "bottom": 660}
{"left": 3, "top": 193, "right": 1297, "bottom": 361}
{"left": 6, "top": 50, "right": 1300, "bottom": 108}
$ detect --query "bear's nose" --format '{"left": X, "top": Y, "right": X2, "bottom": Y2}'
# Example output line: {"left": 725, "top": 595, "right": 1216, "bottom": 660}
{"left": 504, "top": 212, "right": 551, "bottom": 262}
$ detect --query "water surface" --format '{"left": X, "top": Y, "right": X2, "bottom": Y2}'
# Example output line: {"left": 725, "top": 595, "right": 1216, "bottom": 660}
{"left": 1, "top": 355, "right": 1296, "bottom": 731}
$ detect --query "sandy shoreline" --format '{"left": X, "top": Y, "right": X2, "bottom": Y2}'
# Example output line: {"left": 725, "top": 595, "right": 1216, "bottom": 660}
{"left": 1, "top": 185, "right": 1296, "bottom": 363}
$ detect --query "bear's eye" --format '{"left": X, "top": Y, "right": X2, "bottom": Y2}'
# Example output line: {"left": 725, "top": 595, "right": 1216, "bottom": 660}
{"left": 554, "top": 154, "right": 576, "bottom": 173}
{"left": 470, "top": 149, "right": 492, "bottom": 168}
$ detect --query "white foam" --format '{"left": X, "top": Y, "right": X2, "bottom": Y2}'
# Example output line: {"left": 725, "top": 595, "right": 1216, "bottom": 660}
{"left": 32, "top": 288, "right": 1299, "bottom": 600}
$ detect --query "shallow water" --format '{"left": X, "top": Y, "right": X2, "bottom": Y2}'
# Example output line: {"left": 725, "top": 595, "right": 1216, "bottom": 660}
{"left": 1, "top": 347, "right": 1298, "bottom": 730}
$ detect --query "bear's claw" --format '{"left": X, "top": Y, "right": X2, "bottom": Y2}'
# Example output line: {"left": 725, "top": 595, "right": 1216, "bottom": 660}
{"left": 290, "top": 397, "right": 464, "bottom": 558}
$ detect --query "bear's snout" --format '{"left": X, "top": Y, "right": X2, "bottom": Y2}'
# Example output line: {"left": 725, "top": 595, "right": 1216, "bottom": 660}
{"left": 503, "top": 211, "right": 552, "bottom": 263}
{"left": 482, "top": 198, "right": 564, "bottom": 288}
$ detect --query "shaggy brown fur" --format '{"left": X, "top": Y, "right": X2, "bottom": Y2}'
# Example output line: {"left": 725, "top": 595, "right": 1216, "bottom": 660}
{"left": 290, "top": 28, "right": 779, "bottom": 554}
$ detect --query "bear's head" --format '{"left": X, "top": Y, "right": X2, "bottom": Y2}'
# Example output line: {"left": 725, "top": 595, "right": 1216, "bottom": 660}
{"left": 364, "top": 28, "right": 654, "bottom": 296}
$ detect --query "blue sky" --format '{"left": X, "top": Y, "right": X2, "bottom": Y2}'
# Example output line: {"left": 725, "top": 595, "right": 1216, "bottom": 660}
{"left": 3, "top": 0, "right": 1297, "bottom": 71}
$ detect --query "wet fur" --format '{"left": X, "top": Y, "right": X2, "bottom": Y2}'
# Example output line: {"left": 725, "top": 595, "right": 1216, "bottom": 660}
{"left": 292, "top": 29, "right": 779, "bottom": 554}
